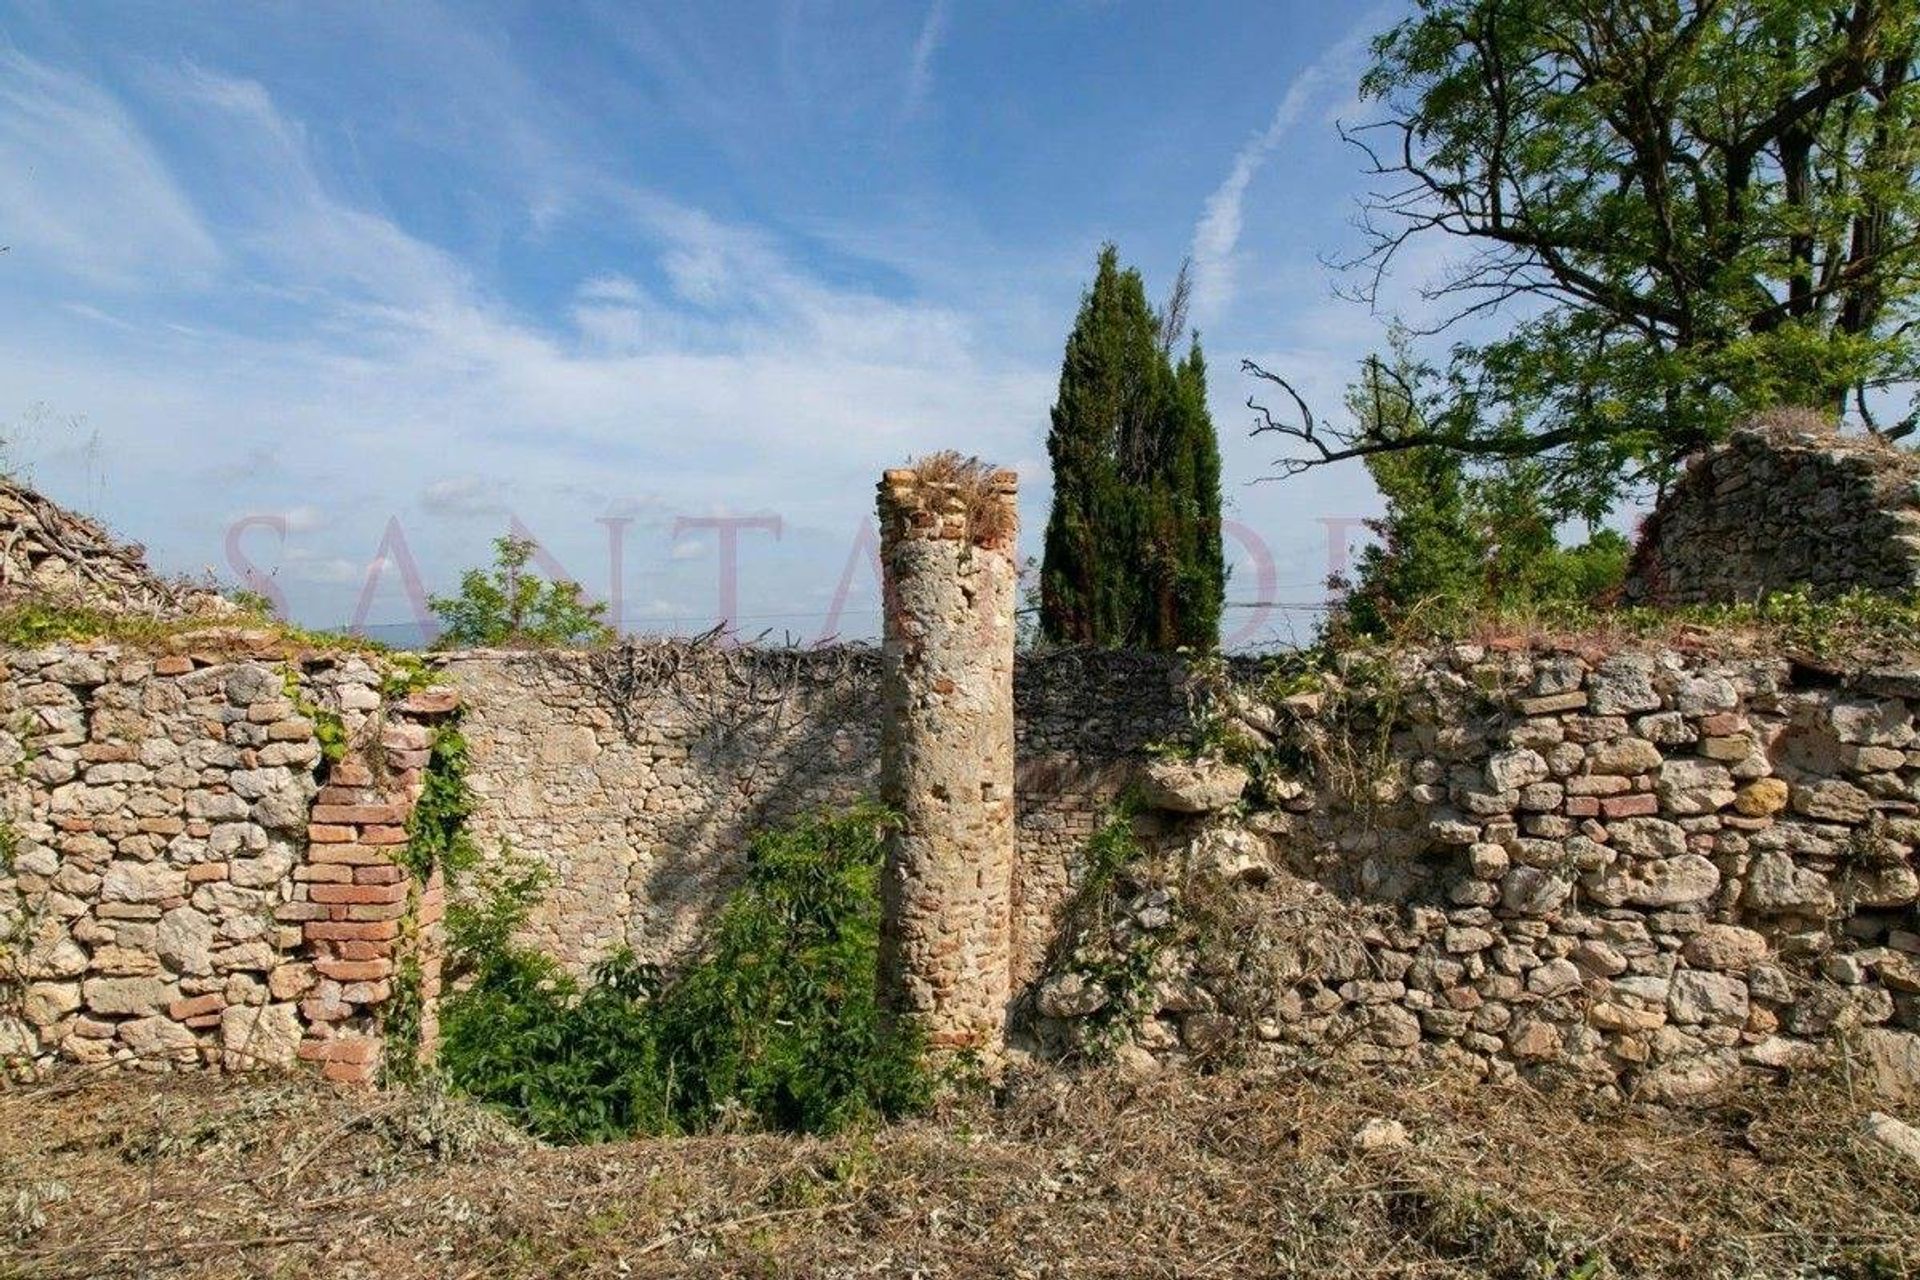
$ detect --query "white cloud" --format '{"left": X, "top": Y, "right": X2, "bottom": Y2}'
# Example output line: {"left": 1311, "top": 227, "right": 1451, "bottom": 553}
{"left": 421, "top": 477, "right": 508, "bottom": 520}
{"left": 0, "top": 53, "right": 1052, "bottom": 631}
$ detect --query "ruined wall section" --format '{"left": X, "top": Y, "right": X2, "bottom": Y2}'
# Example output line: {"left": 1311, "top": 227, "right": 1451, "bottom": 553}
{"left": 1626, "top": 422, "right": 1920, "bottom": 604}
{"left": 1035, "top": 644, "right": 1920, "bottom": 1102}
{"left": 0, "top": 640, "right": 446, "bottom": 1081}
{"left": 440, "top": 645, "right": 1188, "bottom": 982}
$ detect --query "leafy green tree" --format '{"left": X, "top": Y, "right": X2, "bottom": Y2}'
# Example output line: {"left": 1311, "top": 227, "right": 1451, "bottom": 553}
{"left": 1252, "top": 0, "right": 1920, "bottom": 518}
{"left": 1334, "top": 342, "right": 1628, "bottom": 637}
{"left": 429, "top": 534, "right": 611, "bottom": 648}
{"left": 1042, "top": 246, "right": 1226, "bottom": 648}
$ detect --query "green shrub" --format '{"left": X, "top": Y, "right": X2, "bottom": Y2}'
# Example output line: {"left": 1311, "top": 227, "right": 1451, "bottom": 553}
{"left": 429, "top": 535, "right": 610, "bottom": 649}
{"left": 437, "top": 804, "right": 930, "bottom": 1143}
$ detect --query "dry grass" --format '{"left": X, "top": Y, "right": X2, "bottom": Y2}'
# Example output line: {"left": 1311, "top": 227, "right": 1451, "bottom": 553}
{"left": 907, "top": 450, "right": 1017, "bottom": 548}
{"left": 1, "top": 1059, "right": 1914, "bottom": 1279}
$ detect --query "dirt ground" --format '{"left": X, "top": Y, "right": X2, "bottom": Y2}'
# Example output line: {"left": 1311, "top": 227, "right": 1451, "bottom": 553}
{"left": 2, "top": 1059, "right": 1916, "bottom": 1279}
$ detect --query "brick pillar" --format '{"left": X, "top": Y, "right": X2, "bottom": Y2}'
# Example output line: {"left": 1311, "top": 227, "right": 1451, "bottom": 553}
{"left": 291, "top": 688, "right": 455, "bottom": 1084}
{"left": 876, "top": 457, "right": 1019, "bottom": 1059}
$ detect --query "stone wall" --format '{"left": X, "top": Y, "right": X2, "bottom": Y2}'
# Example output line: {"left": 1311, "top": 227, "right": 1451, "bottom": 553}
{"left": 1034, "top": 643, "right": 1920, "bottom": 1103}
{"left": 1625, "top": 421, "right": 1920, "bottom": 605}
{"left": 437, "top": 644, "right": 1187, "bottom": 983}
{"left": 0, "top": 637, "right": 444, "bottom": 1082}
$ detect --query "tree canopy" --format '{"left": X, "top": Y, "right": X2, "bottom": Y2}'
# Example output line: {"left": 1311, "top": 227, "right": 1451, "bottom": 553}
{"left": 1252, "top": 0, "right": 1920, "bottom": 518}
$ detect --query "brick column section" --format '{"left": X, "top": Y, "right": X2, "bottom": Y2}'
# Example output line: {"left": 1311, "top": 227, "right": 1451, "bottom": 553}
{"left": 876, "top": 459, "right": 1019, "bottom": 1060}
{"left": 290, "top": 689, "right": 456, "bottom": 1084}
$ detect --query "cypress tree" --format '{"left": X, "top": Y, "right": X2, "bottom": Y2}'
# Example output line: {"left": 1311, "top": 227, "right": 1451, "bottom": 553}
{"left": 1040, "top": 247, "right": 1226, "bottom": 650}
{"left": 1040, "top": 246, "right": 1163, "bottom": 646}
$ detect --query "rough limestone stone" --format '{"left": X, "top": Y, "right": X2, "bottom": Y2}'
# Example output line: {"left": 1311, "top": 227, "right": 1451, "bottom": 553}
{"left": 1745, "top": 852, "right": 1837, "bottom": 914}
{"left": 1657, "top": 759, "right": 1736, "bottom": 814}
{"left": 1863, "top": 1112, "right": 1920, "bottom": 1168}
{"left": 220, "top": 1003, "right": 302, "bottom": 1070}
{"left": 1351, "top": 1118, "right": 1410, "bottom": 1152}
{"left": 23, "top": 981, "right": 80, "bottom": 1027}
{"left": 1683, "top": 925, "right": 1769, "bottom": 971}
{"left": 1669, "top": 971, "right": 1750, "bottom": 1025}
{"left": 1637, "top": 1050, "right": 1742, "bottom": 1103}
{"left": 1501, "top": 866, "right": 1572, "bottom": 915}
{"left": 82, "top": 975, "right": 175, "bottom": 1017}
{"left": 1587, "top": 737, "right": 1664, "bottom": 776}
{"left": 119, "top": 1015, "right": 198, "bottom": 1062}
{"left": 1791, "top": 779, "right": 1873, "bottom": 824}
{"left": 1192, "top": 827, "right": 1274, "bottom": 886}
{"left": 1734, "top": 778, "right": 1789, "bottom": 816}
{"left": 1858, "top": 1029, "right": 1920, "bottom": 1105}
{"left": 1138, "top": 759, "right": 1250, "bottom": 814}
{"left": 1608, "top": 817, "right": 1690, "bottom": 858}
{"left": 156, "top": 907, "right": 214, "bottom": 976}
{"left": 1584, "top": 855, "right": 1720, "bottom": 908}
{"left": 1588, "top": 656, "right": 1662, "bottom": 716}
{"left": 1486, "top": 749, "right": 1549, "bottom": 792}
{"left": 101, "top": 861, "right": 187, "bottom": 904}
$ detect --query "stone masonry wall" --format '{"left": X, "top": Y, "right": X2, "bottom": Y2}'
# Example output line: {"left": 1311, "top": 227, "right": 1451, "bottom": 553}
{"left": 438, "top": 645, "right": 1187, "bottom": 984}
{"left": 1035, "top": 643, "right": 1920, "bottom": 1104}
{"left": 0, "top": 637, "right": 445, "bottom": 1082}
{"left": 1625, "top": 421, "right": 1920, "bottom": 605}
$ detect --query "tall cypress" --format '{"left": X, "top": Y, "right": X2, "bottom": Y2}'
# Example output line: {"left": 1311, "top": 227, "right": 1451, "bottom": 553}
{"left": 1040, "top": 247, "right": 1226, "bottom": 650}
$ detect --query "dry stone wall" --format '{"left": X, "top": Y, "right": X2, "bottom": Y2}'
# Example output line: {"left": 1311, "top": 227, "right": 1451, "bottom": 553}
{"left": 1035, "top": 643, "right": 1920, "bottom": 1104}
{"left": 0, "top": 637, "right": 446, "bottom": 1082}
{"left": 1626, "top": 422, "right": 1920, "bottom": 604}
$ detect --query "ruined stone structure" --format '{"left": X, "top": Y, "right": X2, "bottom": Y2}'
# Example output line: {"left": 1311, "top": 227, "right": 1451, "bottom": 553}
{"left": 1625, "top": 419, "right": 1920, "bottom": 605}
{"left": 2, "top": 469, "right": 1916, "bottom": 1107}
{"left": 434, "top": 643, "right": 1182, "bottom": 984}
{"left": 1037, "top": 645, "right": 1920, "bottom": 1103}
{"left": 875, "top": 460, "right": 1020, "bottom": 1056}
{"left": 0, "top": 638, "right": 450, "bottom": 1083}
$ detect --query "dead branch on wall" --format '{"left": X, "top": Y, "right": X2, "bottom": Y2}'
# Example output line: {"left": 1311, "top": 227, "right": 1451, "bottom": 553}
{"left": 515, "top": 632, "right": 882, "bottom": 754}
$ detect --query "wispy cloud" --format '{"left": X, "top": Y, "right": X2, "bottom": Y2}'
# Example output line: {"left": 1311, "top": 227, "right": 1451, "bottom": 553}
{"left": 0, "top": 47, "right": 1050, "bottom": 628}
{"left": 1189, "top": 14, "right": 1383, "bottom": 325}
{"left": 904, "top": 0, "right": 948, "bottom": 117}
{"left": 0, "top": 51, "right": 220, "bottom": 287}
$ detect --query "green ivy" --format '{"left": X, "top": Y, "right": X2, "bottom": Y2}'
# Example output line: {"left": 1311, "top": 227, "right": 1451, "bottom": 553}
{"left": 400, "top": 726, "right": 479, "bottom": 882}
{"left": 279, "top": 667, "right": 347, "bottom": 767}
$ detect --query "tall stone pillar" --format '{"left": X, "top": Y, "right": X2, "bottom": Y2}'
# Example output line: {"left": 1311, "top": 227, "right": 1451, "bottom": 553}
{"left": 876, "top": 456, "right": 1019, "bottom": 1059}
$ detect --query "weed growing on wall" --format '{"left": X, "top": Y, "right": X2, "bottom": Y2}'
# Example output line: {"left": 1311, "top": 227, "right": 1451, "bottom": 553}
{"left": 436, "top": 804, "right": 931, "bottom": 1143}
{"left": 381, "top": 722, "right": 485, "bottom": 1086}
{"left": 399, "top": 727, "right": 479, "bottom": 882}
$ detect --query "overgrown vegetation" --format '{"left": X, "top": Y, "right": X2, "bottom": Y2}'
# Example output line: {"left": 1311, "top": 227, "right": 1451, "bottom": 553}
{"left": 4, "top": 1058, "right": 1917, "bottom": 1278}
{"left": 1329, "top": 335, "right": 1631, "bottom": 640}
{"left": 0, "top": 599, "right": 385, "bottom": 654}
{"left": 429, "top": 535, "right": 611, "bottom": 649}
{"left": 436, "top": 804, "right": 930, "bottom": 1143}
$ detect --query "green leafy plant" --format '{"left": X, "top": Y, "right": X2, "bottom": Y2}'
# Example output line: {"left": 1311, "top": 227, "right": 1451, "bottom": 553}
{"left": 437, "top": 804, "right": 930, "bottom": 1143}
{"left": 430, "top": 535, "right": 611, "bottom": 650}
{"left": 400, "top": 727, "right": 480, "bottom": 882}
{"left": 279, "top": 667, "right": 348, "bottom": 767}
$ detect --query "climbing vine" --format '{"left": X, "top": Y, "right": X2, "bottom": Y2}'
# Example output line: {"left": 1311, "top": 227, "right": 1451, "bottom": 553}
{"left": 383, "top": 719, "right": 480, "bottom": 1086}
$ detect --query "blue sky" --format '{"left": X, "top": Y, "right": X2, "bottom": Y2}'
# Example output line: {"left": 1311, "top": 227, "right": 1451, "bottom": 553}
{"left": 0, "top": 0, "right": 1443, "bottom": 645}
